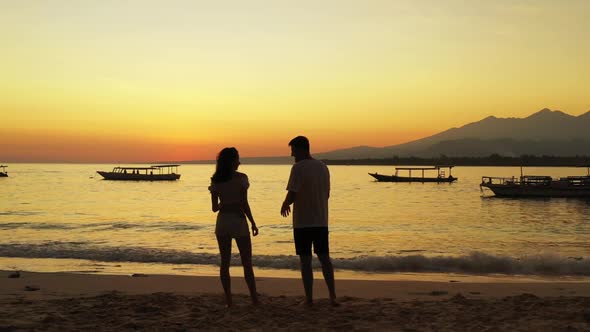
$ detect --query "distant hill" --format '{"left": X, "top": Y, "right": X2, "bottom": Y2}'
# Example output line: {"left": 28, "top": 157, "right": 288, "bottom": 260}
{"left": 315, "top": 109, "right": 590, "bottom": 159}
{"left": 177, "top": 108, "right": 590, "bottom": 164}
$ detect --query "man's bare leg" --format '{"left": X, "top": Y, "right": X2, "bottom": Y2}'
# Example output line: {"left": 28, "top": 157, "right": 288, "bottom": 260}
{"left": 299, "top": 254, "right": 314, "bottom": 305}
{"left": 317, "top": 253, "right": 338, "bottom": 306}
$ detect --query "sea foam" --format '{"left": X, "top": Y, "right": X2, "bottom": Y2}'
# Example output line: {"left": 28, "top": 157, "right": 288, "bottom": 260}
{"left": 0, "top": 243, "right": 588, "bottom": 276}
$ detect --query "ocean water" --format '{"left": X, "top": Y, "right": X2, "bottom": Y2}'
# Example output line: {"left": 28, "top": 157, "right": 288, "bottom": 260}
{"left": 0, "top": 163, "right": 589, "bottom": 279}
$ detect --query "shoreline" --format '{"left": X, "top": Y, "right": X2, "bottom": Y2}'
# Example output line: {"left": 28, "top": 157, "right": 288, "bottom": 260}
{"left": 2, "top": 270, "right": 590, "bottom": 301}
{"left": 2, "top": 256, "right": 590, "bottom": 284}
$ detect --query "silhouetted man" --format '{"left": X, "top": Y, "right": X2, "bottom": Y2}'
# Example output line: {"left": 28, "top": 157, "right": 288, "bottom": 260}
{"left": 281, "top": 136, "right": 337, "bottom": 306}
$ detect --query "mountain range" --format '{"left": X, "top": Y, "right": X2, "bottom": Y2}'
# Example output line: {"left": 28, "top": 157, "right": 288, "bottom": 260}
{"left": 312, "top": 108, "right": 590, "bottom": 160}
{"left": 182, "top": 108, "right": 590, "bottom": 164}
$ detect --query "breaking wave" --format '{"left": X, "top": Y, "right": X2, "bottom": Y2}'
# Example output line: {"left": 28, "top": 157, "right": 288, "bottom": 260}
{"left": 0, "top": 243, "right": 588, "bottom": 276}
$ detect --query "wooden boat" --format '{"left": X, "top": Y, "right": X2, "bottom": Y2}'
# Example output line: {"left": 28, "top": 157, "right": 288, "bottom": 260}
{"left": 97, "top": 165, "right": 181, "bottom": 181}
{"left": 480, "top": 166, "right": 590, "bottom": 197}
{"left": 369, "top": 166, "right": 457, "bottom": 183}
{"left": 0, "top": 165, "right": 7, "bottom": 177}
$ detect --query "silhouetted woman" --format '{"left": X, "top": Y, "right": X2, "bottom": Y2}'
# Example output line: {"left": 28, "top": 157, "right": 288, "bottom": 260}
{"left": 209, "top": 147, "right": 259, "bottom": 307}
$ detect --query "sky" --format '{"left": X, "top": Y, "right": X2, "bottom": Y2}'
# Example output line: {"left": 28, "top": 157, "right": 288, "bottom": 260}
{"left": 1, "top": 0, "right": 589, "bottom": 162}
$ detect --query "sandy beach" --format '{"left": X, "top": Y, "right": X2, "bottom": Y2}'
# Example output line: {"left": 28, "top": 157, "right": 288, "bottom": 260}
{"left": 1, "top": 271, "right": 589, "bottom": 331}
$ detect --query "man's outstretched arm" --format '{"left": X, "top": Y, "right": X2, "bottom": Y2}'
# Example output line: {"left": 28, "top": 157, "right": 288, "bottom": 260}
{"left": 281, "top": 191, "right": 296, "bottom": 217}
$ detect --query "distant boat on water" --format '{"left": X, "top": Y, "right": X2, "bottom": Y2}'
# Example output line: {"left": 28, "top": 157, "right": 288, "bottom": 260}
{"left": 369, "top": 166, "right": 457, "bottom": 183}
{"left": 96, "top": 165, "right": 181, "bottom": 181}
{"left": 480, "top": 166, "right": 590, "bottom": 197}
{"left": 0, "top": 165, "right": 7, "bottom": 177}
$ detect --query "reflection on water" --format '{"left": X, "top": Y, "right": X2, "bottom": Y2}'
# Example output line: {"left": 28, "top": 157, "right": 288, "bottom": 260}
{"left": 0, "top": 164, "right": 588, "bottom": 274}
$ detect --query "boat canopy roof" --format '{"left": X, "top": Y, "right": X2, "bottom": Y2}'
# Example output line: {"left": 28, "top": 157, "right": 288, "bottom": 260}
{"left": 112, "top": 165, "right": 180, "bottom": 170}
{"left": 395, "top": 165, "right": 454, "bottom": 171}
{"left": 522, "top": 175, "right": 552, "bottom": 180}
{"left": 114, "top": 167, "right": 157, "bottom": 170}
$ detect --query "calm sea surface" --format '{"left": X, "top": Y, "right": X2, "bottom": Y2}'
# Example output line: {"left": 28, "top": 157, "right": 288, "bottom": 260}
{"left": 1, "top": 164, "right": 589, "bottom": 278}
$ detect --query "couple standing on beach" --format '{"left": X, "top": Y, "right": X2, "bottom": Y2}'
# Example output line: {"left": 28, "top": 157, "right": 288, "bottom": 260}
{"left": 208, "top": 136, "right": 337, "bottom": 307}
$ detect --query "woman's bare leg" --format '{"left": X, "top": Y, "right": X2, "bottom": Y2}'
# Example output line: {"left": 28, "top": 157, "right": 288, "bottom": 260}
{"left": 236, "top": 236, "right": 258, "bottom": 305}
{"left": 216, "top": 235, "right": 233, "bottom": 307}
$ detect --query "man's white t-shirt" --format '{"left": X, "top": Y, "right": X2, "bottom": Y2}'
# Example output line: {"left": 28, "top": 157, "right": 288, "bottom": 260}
{"left": 286, "top": 159, "right": 330, "bottom": 229}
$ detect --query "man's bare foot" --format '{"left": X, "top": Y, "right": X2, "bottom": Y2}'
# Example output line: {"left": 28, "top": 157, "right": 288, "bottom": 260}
{"left": 330, "top": 297, "right": 340, "bottom": 307}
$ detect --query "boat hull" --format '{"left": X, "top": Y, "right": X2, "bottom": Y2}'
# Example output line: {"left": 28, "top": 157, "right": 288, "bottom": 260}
{"left": 0, "top": 173, "right": 7, "bottom": 177}
{"left": 481, "top": 183, "right": 590, "bottom": 197}
{"left": 97, "top": 171, "right": 180, "bottom": 181}
{"left": 369, "top": 173, "right": 457, "bottom": 183}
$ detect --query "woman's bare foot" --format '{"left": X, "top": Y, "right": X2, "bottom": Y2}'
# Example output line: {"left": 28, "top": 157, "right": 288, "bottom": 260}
{"left": 224, "top": 296, "right": 233, "bottom": 308}
{"left": 299, "top": 299, "right": 313, "bottom": 307}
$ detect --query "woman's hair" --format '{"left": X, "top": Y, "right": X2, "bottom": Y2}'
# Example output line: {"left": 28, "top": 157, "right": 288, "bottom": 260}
{"left": 212, "top": 147, "right": 239, "bottom": 183}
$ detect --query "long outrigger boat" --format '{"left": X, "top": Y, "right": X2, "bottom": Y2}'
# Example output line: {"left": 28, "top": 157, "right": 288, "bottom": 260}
{"left": 97, "top": 165, "right": 181, "bottom": 181}
{"left": 0, "top": 165, "right": 7, "bottom": 177}
{"left": 480, "top": 166, "right": 590, "bottom": 198}
{"left": 369, "top": 166, "right": 457, "bottom": 183}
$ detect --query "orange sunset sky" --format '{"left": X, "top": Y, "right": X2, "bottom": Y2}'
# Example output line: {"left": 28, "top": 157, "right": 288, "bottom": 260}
{"left": 1, "top": 1, "right": 589, "bottom": 163}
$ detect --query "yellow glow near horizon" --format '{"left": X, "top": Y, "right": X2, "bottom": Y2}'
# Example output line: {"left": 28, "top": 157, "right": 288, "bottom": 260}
{"left": 1, "top": 1, "right": 589, "bottom": 162}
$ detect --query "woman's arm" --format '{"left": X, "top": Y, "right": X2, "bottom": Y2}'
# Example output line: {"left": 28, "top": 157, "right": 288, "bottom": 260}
{"left": 240, "top": 187, "right": 258, "bottom": 236}
{"left": 211, "top": 192, "right": 220, "bottom": 212}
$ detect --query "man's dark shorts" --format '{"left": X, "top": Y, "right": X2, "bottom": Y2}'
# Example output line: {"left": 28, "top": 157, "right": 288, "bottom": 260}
{"left": 294, "top": 227, "right": 329, "bottom": 256}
